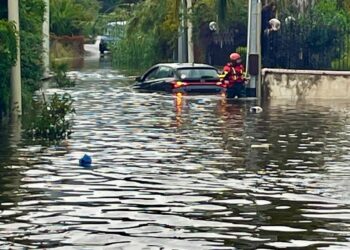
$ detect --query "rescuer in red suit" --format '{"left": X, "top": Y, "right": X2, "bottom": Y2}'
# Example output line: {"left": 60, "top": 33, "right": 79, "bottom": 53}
{"left": 221, "top": 52, "right": 246, "bottom": 98}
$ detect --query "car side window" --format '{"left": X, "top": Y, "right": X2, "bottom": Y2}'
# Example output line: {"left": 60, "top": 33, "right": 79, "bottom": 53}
{"left": 156, "top": 66, "right": 174, "bottom": 79}
{"left": 144, "top": 67, "right": 159, "bottom": 81}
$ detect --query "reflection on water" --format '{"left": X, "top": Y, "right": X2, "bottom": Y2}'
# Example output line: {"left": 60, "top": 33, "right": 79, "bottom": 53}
{"left": 1, "top": 58, "right": 350, "bottom": 249}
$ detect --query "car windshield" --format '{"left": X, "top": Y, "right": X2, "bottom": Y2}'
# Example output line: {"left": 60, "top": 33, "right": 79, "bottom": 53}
{"left": 177, "top": 68, "right": 219, "bottom": 80}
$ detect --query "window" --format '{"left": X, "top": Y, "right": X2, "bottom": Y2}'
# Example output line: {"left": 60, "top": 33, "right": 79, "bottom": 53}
{"left": 156, "top": 66, "right": 174, "bottom": 78}
{"left": 144, "top": 66, "right": 174, "bottom": 81}
{"left": 144, "top": 67, "right": 159, "bottom": 81}
{"left": 177, "top": 68, "right": 219, "bottom": 80}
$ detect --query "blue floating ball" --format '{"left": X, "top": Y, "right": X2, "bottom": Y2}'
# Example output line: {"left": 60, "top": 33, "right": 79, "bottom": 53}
{"left": 79, "top": 154, "right": 92, "bottom": 167}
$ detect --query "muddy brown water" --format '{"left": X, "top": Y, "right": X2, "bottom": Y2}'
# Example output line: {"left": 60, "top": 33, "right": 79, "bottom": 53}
{"left": 1, "top": 57, "right": 350, "bottom": 249}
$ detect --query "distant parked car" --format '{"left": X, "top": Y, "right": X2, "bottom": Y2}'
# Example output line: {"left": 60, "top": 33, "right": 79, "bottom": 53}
{"left": 134, "top": 63, "right": 226, "bottom": 94}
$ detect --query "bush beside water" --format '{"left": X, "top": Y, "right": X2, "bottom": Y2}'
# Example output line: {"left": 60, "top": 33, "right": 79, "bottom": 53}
{"left": 0, "top": 20, "right": 17, "bottom": 118}
{"left": 52, "top": 62, "right": 76, "bottom": 88}
{"left": 25, "top": 92, "right": 75, "bottom": 141}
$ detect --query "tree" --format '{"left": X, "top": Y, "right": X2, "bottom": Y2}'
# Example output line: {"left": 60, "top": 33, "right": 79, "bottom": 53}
{"left": 50, "top": 0, "right": 100, "bottom": 36}
{"left": 111, "top": 0, "right": 249, "bottom": 66}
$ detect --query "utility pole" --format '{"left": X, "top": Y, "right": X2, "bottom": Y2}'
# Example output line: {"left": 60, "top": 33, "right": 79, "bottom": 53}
{"left": 178, "top": 0, "right": 187, "bottom": 63}
{"left": 8, "top": 0, "right": 22, "bottom": 117}
{"left": 246, "top": 0, "right": 262, "bottom": 98}
{"left": 43, "top": 0, "right": 50, "bottom": 78}
{"left": 187, "top": 0, "right": 194, "bottom": 63}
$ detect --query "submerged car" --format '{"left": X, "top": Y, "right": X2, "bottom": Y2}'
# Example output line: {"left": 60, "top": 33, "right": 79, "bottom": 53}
{"left": 134, "top": 63, "right": 226, "bottom": 94}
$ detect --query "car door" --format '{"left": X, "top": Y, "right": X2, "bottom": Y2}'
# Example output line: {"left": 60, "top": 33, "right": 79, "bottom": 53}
{"left": 141, "top": 66, "right": 174, "bottom": 92}
{"left": 138, "top": 66, "right": 160, "bottom": 91}
{"left": 149, "top": 66, "right": 175, "bottom": 92}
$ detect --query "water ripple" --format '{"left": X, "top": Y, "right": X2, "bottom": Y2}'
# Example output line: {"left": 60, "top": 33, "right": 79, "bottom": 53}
{"left": 1, "top": 67, "right": 350, "bottom": 249}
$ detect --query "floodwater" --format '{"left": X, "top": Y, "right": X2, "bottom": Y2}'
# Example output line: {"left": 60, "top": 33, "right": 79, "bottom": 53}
{"left": 1, "top": 52, "right": 350, "bottom": 249}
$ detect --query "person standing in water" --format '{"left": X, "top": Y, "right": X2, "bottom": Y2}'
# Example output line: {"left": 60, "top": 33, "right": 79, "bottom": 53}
{"left": 221, "top": 52, "right": 246, "bottom": 98}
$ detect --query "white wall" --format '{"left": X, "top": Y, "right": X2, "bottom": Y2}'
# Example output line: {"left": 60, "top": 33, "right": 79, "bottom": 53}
{"left": 262, "top": 69, "right": 350, "bottom": 100}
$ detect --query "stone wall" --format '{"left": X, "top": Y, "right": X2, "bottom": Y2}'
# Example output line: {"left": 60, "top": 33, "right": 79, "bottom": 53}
{"left": 50, "top": 35, "right": 85, "bottom": 59}
{"left": 262, "top": 69, "right": 350, "bottom": 100}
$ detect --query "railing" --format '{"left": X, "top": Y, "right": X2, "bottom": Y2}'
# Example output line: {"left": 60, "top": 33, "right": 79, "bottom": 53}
{"left": 207, "top": 28, "right": 247, "bottom": 66}
{"left": 262, "top": 23, "right": 350, "bottom": 71}
{"left": 206, "top": 17, "right": 350, "bottom": 72}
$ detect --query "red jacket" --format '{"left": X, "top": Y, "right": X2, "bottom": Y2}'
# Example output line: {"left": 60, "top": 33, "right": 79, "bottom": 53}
{"left": 222, "top": 63, "right": 245, "bottom": 86}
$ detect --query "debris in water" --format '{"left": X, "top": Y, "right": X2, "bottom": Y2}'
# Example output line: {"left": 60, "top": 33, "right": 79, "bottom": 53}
{"left": 79, "top": 154, "right": 92, "bottom": 167}
{"left": 251, "top": 144, "right": 271, "bottom": 150}
{"left": 249, "top": 106, "right": 263, "bottom": 113}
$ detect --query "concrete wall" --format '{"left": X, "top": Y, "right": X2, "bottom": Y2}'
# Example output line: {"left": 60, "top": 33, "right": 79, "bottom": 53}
{"left": 50, "top": 35, "right": 85, "bottom": 59}
{"left": 262, "top": 68, "right": 350, "bottom": 100}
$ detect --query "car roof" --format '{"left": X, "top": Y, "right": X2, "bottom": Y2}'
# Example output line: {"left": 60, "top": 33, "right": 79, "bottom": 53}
{"left": 153, "top": 63, "right": 216, "bottom": 69}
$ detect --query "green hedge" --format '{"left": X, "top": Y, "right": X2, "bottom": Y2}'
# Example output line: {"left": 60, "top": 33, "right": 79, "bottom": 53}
{"left": 0, "top": 0, "right": 45, "bottom": 118}
{"left": 20, "top": 0, "right": 45, "bottom": 93}
{"left": 0, "top": 20, "right": 17, "bottom": 118}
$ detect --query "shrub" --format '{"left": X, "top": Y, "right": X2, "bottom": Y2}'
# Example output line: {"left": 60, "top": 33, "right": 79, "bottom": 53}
{"left": 0, "top": 20, "right": 17, "bottom": 118}
{"left": 112, "top": 32, "right": 162, "bottom": 68}
{"left": 20, "top": 0, "right": 45, "bottom": 92}
{"left": 52, "top": 62, "right": 76, "bottom": 88}
{"left": 25, "top": 92, "right": 75, "bottom": 140}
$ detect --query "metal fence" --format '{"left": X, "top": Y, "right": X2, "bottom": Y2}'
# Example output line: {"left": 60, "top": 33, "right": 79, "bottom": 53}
{"left": 262, "top": 23, "right": 350, "bottom": 71}
{"left": 206, "top": 27, "right": 247, "bottom": 67}
{"left": 205, "top": 18, "right": 350, "bottom": 71}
